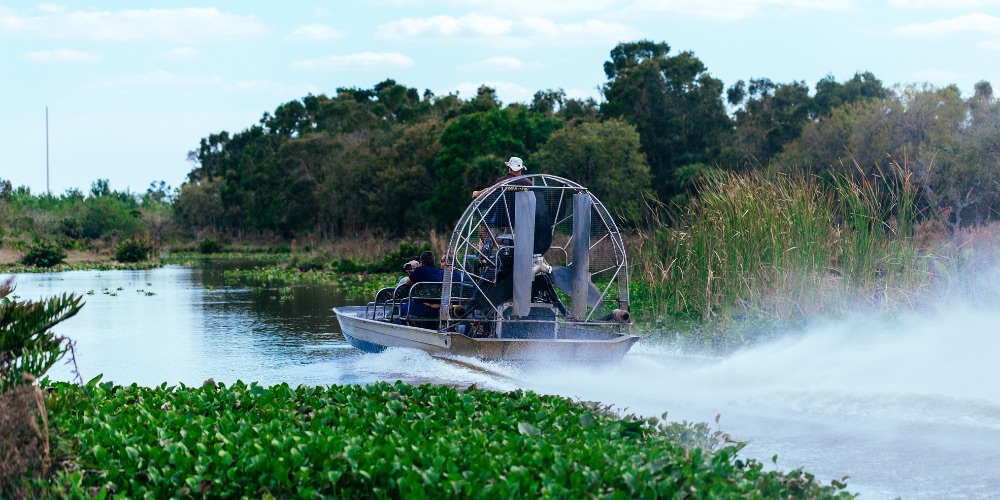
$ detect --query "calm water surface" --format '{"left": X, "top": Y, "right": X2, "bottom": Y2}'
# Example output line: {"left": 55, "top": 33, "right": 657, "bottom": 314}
{"left": 6, "top": 265, "right": 372, "bottom": 386}
{"left": 5, "top": 265, "right": 1000, "bottom": 499}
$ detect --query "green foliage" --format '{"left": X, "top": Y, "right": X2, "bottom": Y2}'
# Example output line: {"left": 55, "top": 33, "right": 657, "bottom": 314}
{"left": 634, "top": 169, "right": 923, "bottom": 324}
{"left": 425, "top": 106, "right": 562, "bottom": 225}
{"left": 114, "top": 238, "right": 154, "bottom": 263}
{"left": 223, "top": 265, "right": 396, "bottom": 298}
{"left": 0, "top": 279, "right": 82, "bottom": 393}
{"left": 80, "top": 194, "right": 143, "bottom": 239}
{"left": 173, "top": 178, "right": 224, "bottom": 230}
{"left": 726, "top": 79, "right": 812, "bottom": 166}
{"left": 601, "top": 40, "right": 731, "bottom": 201}
{"left": 59, "top": 218, "right": 82, "bottom": 239}
{"left": 197, "top": 237, "right": 221, "bottom": 254}
{"left": 774, "top": 82, "right": 1000, "bottom": 231}
{"left": 533, "top": 119, "right": 651, "bottom": 224}
{"left": 812, "top": 71, "right": 888, "bottom": 118}
{"left": 42, "top": 379, "right": 853, "bottom": 498}
{"left": 21, "top": 241, "right": 66, "bottom": 268}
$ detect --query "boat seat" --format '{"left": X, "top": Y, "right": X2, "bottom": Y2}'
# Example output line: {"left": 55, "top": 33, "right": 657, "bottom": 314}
{"left": 368, "top": 286, "right": 395, "bottom": 319}
{"left": 403, "top": 281, "right": 477, "bottom": 327}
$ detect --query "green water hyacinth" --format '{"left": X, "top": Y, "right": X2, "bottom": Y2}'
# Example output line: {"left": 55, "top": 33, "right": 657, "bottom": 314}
{"left": 223, "top": 265, "right": 396, "bottom": 298}
{"left": 41, "top": 379, "right": 854, "bottom": 498}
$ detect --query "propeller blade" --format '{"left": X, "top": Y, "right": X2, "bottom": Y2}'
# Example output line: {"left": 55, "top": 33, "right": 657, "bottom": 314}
{"left": 549, "top": 266, "right": 601, "bottom": 308}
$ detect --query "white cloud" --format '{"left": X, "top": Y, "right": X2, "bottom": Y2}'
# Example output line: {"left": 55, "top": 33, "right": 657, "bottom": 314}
{"left": 891, "top": 13, "right": 1000, "bottom": 37}
{"left": 462, "top": 56, "right": 537, "bottom": 71}
{"left": 378, "top": 13, "right": 512, "bottom": 38}
{"left": 449, "top": 81, "right": 534, "bottom": 103}
{"left": 888, "top": 0, "right": 1000, "bottom": 8}
{"left": 23, "top": 49, "right": 101, "bottom": 63}
{"left": 288, "top": 24, "right": 342, "bottom": 41}
{"left": 94, "top": 71, "right": 224, "bottom": 88}
{"left": 159, "top": 47, "right": 199, "bottom": 60}
{"left": 290, "top": 52, "right": 415, "bottom": 70}
{"left": 448, "top": 0, "right": 617, "bottom": 15}
{"left": 980, "top": 39, "right": 1000, "bottom": 49}
{"left": 624, "top": 0, "right": 854, "bottom": 20}
{"left": 0, "top": 7, "right": 265, "bottom": 42}
{"left": 377, "top": 14, "right": 636, "bottom": 44}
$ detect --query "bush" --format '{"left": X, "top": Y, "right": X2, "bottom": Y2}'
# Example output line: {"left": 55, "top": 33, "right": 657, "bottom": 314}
{"left": 292, "top": 253, "right": 330, "bottom": 272}
{"left": 197, "top": 237, "right": 221, "bottom": 254}
{"left": 60, "top": 218, "right": 82, "bottom": 239}
{"left": 114, "top": 238, "right": 153, "bottom": 263}
{"left": 0, "top": 279, "right": 82, "bottom": 497}
{"left": 80, "top": 196, "right": 142, "bottom": 239}
{"left": 21, "top": 241, "right": 66, "bottom": 268}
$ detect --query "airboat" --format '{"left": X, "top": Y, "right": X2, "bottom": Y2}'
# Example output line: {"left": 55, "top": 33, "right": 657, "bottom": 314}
{"left": 333, "top": 174, "right": 639, "bottom": 362}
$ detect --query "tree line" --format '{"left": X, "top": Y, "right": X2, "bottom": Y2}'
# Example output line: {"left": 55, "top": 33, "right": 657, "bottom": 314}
{"left": 6, "top": 39, "right": 997, "bottom": 244}
{"left": 175, "top": 40, "right": 999, "bottom": 238}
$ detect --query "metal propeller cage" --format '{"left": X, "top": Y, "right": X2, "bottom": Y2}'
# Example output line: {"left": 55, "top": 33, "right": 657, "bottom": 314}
{"left": 440, "top": 174, "right": 630, "bottom": 331}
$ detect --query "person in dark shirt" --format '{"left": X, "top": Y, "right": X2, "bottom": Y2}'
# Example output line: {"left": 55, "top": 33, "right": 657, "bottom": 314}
{"left": 472, "top": 156, "right": 532, "bottom": 198}
{"left": 400, "top": 251, "right": 443, "bottom": 319}
{"left": 473, "top": 157, "right": 533, "bottom": 244}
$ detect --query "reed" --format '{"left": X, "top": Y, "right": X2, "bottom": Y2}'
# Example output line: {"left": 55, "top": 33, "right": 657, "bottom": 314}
{"left": 634, "top": 166, "right": 925, "bottom": 327}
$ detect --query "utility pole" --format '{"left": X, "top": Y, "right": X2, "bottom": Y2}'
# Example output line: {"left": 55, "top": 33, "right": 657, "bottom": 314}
{"left": 46, "top": 106, "right": 50, "bottom": 195}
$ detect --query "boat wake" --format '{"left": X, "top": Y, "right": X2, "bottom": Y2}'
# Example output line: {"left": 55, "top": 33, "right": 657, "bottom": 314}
{"left": 503, "top": 305, "right": 1000, "bottom": 499}
{"left": 345, "top": 348, "right": 521, "bottom": 391}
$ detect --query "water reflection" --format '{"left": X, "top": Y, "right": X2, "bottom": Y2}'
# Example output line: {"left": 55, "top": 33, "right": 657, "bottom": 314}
{"left": 3, "top": 265, "right": 373, "bottom": 387}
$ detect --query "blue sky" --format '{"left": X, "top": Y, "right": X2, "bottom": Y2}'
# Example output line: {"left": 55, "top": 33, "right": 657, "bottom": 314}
{"left": 3, "top": 1, "right": 999, "bottom": 195}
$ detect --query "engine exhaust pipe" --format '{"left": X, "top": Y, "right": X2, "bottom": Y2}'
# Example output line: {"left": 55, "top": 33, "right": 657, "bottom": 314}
{"left": 600, "top": 309, "right": 630, "bottom": 323}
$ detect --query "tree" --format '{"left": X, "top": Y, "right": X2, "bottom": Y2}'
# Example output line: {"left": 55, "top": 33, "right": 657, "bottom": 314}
{"left": 367, "top": 121, "right": 444, "bottom": 235}
{"left": 530, "top": 89, "right": 566, "bottom": 116}
{"left": 425, "top": 106, "right": 562, "bottom": 225}
{"left": 173, "top": 177, "right": 224, "bottom": 231}
{"left": 727, "top": 79, "right": 812, "bottom": 166}
{"left": 89, "top": 179, "right": 111, "bottom": 198}
{"left": 600, "top": 40, "right": 731, "bottom": 202}
{"left": 812, "top": 71, "right": 888, "bottom": 118}
{"left": 533, "top": 120, "right": 651, "bottom": 224}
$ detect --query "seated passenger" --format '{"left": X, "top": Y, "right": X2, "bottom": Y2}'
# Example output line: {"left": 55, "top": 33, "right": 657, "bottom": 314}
{"left": 399, "top": 251, "right": 443, "bottom": 319}
{"left": 398, "top": 260, "right": 419, "bottom": 287}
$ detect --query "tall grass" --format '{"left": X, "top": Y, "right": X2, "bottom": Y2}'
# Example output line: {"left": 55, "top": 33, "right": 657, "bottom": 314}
{"left": 633, "top": 166, "right": 925, "bottom": 326}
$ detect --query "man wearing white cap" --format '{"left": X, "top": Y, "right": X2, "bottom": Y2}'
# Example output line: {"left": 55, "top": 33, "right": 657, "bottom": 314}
{"left": 472, "top": 156, "right": 532, "bottom": 198}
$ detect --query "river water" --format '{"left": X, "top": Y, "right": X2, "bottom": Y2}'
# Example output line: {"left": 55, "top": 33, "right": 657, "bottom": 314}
{"left": 4, "top": 265, "right": 999, "bottom": 499}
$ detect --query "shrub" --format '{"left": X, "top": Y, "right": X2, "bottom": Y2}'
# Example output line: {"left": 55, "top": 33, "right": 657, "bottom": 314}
{"left": 197, "top": 237, "right": 221, "bottom": 254}
{"left": 21, "top": 241, "right": 66, "bottom": 268}
{"left": 80, "top": 196, "right": 142, "bottom": 239}
{"left": 114, "top": 238, "right": 153, "bottom": 263}
{"left": 0, "top": 279, "right": 82, "bottom": 496}
{"left": 292, "top": 253, "right": 330, "bottom": 272}
{"left": 60, "top": 218, "right": 82, "bottom": 239}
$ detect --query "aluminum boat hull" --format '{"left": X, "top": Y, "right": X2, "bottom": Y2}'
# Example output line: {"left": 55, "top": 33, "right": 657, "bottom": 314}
{"left": 334, "top": 306, "right": 639, "bottom": 362}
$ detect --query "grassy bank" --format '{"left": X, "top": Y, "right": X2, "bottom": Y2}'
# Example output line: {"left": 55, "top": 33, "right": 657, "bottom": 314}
{"left": 39, "top": 379, "right": 853, "bottom": 498}
{"left": 629, "top": 168, "right": 936, "bottom": 343}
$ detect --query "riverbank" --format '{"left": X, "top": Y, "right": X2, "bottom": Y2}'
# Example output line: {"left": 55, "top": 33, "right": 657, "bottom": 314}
{"left": 0, "top": 247, "right": 162, "bottom": 273}
{"left": 36, "top": 378, "right": 854, "bottom": 498}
